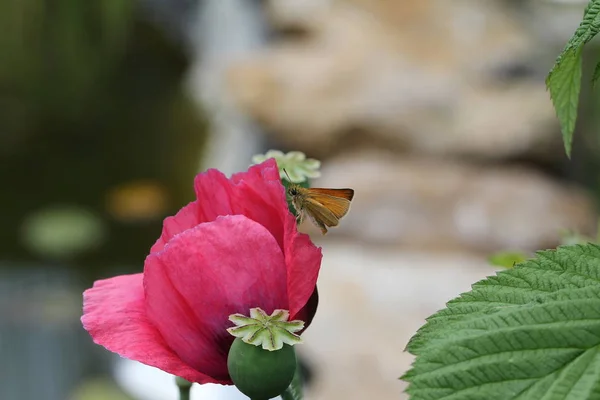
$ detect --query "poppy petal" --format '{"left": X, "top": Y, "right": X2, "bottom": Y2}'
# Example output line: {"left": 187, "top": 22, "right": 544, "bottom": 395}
{"left": 230, "top": 158, "right": 281, "bottom": 187}
{"left": 284, "top": 223, "right": 323, "bottom": 320}
{"left": 229, "top": 180, "right": 287, "bottom": 248}
{"left": 144, "top": 215, "right": 288, "bottom": 382}
{"left": 193, "top": 169, "right": 236, "bottom": 222}
{"left": 150, "top": 201, "right": 201, "bottom": 254}
{"left": 81, "top": 274, "right": 218, "bottom": 384}
{"left": 193, "top": 159, "right": 287, "bottom": 249}
{"left": 154, "top": 159, "right": 286, "bottom": 254}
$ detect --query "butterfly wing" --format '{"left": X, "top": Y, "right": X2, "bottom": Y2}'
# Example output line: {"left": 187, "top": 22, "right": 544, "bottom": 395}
{"left": 306, "top": 188, "right": 354, "bottom": 219}
{"left": 303, "top": 198, "right": 340, "bottom": 234}
{"left": 309, "top": 188, "right": 354, "bottom": 201}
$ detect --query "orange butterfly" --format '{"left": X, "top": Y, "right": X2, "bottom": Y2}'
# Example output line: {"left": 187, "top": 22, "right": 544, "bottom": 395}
{"left": 283, "top": 169, "right": 354, "bottom": 235}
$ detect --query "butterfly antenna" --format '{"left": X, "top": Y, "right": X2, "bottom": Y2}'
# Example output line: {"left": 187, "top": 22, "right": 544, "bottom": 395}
{"left": 282, "top": 168, "right": 293, "bottom": 182}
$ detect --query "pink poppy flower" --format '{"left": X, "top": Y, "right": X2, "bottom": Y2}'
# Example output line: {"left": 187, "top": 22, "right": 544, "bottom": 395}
{"left": 81, "top": 159, "right": 322, "bottom": 384}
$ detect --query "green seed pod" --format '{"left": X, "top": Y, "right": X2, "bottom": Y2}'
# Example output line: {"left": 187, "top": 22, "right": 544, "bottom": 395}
{"left": 227, "top": 337, "right": 297, "bottom": 400}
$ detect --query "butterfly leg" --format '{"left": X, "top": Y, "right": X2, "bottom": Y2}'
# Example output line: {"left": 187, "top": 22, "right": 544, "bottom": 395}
{"left": 296, "top": 211, "right": 304, "bottom": 225}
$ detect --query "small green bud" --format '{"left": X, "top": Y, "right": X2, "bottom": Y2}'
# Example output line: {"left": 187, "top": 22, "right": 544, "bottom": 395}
{"left": 227, "top": 337, "right": 297, "bottom": 400}
{"left": 252, "top": 150, "right": 321, "bottom": 184}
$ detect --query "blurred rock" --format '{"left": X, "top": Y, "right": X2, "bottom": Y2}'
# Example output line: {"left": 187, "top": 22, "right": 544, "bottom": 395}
{"left": 300, "top": 151, "right": 597, "bottom": 252}
{"left": 301, "top": 241, "right": 497, "bottom": 400}
{"left": 226, "top": 0, "right": 559, "bottom": 160}
{"left": 265, "top": 0, "right": 332, "bottom": 33}
{"left": 524, "top": 0, "right": 588, "bottom": 47}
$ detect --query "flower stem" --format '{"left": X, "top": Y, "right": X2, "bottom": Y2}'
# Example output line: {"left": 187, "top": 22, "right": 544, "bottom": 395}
{"left": 175, "top": 377, "right": 192, "bottom": 400}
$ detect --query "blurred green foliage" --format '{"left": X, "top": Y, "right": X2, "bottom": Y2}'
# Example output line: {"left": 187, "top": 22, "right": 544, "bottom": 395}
{"left": 69, "top": 378, "right": 134, "bottom": 400}
{"left": 0, "top": 0, "right": 134, "bottom": 129}
{"left": 559, "top": 217, "right": 600, "bottom": 245}
{"left": 0, "top": 0, "right": 208, "bottom": 282}
{"left": 488, "top": 251, "right": 529, "bottom": 269}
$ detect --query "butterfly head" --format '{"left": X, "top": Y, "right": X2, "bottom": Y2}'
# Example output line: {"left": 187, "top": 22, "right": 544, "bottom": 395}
{"left": 287, "top": 185, "right": 301, "bottom": 197}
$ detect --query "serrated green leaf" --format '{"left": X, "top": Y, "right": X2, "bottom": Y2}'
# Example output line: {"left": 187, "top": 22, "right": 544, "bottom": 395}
{"left": 403, "top": 244, "right": 600, "bottom": 400}
{"left": 546, "top": 0, "right": 600, "bottom": 157}
{"left": 566, "top": 0, "right": 600, "bottom": 51}
{"left": 546, "top": 47, "right": 582, "bottom": 158}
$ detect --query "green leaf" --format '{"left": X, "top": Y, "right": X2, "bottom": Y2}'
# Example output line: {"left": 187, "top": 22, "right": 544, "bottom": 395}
{"left": 281, "top": 358, "right": 304, "bottom": 400}
{"left": 546, "top": 46, "right": 582, "bottom": 159}
{"left": 546, "top": 0, "right": 600, "bottom": 157}
{"left": 567, "top": 0, "right": 600, "bottom": 51}
{"left": 402, "top": 244, "right": 600, "bottom": 400}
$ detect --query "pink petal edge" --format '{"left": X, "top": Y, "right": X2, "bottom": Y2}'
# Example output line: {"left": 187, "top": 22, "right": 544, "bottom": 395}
{"left": 285, "top": 221, "right": 323, "bottom": 320}
{"left": 150, "top": 201, "right": 201, "bottom": 254}
{"left": 81, "top": 274, "right": 225, "bottom": 384}
{"left": 193, "top": 168, "right": 236, "bottom": 223}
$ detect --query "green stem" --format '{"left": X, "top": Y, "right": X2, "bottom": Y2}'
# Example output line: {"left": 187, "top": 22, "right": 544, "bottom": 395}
{"left": 175, "top": 377, "right": 192, "bottom": 400}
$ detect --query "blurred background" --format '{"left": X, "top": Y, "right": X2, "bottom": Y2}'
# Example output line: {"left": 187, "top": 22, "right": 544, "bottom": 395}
{"left": 2, "top": 0, "right": 600, "bottom": 399}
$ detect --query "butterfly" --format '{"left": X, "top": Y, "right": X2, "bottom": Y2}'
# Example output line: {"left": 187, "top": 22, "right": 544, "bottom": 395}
{"left": 284, "top": 169, "right": 354, "bottom": 235}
